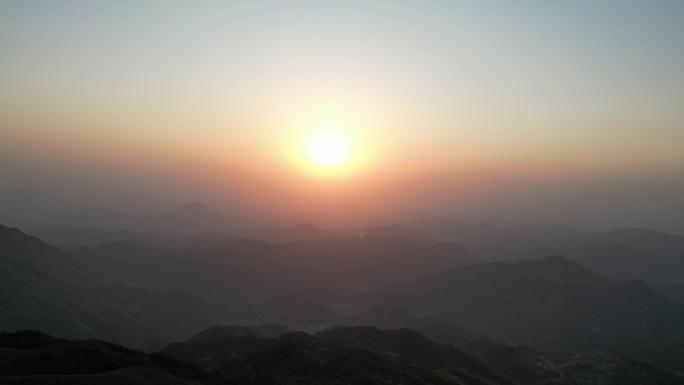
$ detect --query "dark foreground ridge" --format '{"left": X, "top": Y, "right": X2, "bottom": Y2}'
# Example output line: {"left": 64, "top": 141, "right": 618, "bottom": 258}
{"left": 3, "top": 326, "right": 684, "bottom": 384}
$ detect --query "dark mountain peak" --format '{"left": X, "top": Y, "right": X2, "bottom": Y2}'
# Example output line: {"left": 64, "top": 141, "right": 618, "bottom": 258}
{"left": 316, "top": 326, "right": 450, "bottom": 359}
{"left": 0, "top": 330, "right": 209, "bottom": 383}
{"left": 512, "top": 255, "right": 607, "bottom": 285}
{"left": 0, "top": 223, "right": 28, "bottom": 241}
{"left": 318, "top": 325, "right": 417, "bottom": 339}
{"left": 314, "top": 326, "right": 497, "bottom": 374}
{"left": 0, "top": 224, "right": 61, "bottom": 253}
{"left": 406, "top": 316, "right": 478, "bottom": 345}
{"left": 537, "top": 254, "right": 571, "bottom": 263}
{"left": 0, "top": 329, "right": 65, "bottom": 350}
{"left": 165, "top": 326, "right": 517, "bottom": 385}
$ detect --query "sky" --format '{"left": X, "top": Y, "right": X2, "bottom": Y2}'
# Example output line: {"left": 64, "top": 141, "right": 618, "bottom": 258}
{"left": 1, "top": 0, "right": 683, "bottom": 231}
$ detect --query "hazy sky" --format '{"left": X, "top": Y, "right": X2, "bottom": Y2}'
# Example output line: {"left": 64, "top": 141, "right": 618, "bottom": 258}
{"left": 1, "top": 1, "right": 683, "bottom": 230}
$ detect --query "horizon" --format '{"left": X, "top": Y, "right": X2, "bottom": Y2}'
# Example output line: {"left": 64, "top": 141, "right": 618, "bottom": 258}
{"left": 2, "top": 1, "right": 684, "bottom": 231}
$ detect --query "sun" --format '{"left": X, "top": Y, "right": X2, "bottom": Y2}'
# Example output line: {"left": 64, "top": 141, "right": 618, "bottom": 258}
{"left": 306, "top": 128, "right": 351, "bottom": 167}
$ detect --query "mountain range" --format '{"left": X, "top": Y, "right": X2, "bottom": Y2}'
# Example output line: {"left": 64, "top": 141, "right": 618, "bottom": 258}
{"left": 3, "top": 212, "right": 684, "bottom": 383}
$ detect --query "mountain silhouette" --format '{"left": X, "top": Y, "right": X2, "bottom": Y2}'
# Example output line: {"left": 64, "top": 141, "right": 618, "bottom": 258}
{"left": 388, "top": 256, "right": 684, "bottom": 352}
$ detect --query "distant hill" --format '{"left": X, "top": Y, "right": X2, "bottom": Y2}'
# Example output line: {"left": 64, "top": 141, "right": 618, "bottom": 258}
{"left": 584, "top": 228, "right": 684, "bottom": 256}
{"left": 566, "top": 243, "right": 684, "bottom": 284}
{"left": 184, "top": 233, "right": 475, "bottom": 296}
{"left": 0, "top": 223, "right": 84, "bottom": 283}
{"left": 411, "top": 222, "right": 546, "bottom": 261}
{"left": 1, "top": 223, "right": 477, "bottom": 343}
{"left": 386, "top": 255, "right": 684, "bottom": 353}
{"left": 0, "top": 224, "right": 220, "bottom": 347}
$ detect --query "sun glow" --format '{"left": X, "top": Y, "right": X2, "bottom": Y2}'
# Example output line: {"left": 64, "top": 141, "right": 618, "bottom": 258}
{"left": 306, "top": 128, "right": 352, "bottom": 167}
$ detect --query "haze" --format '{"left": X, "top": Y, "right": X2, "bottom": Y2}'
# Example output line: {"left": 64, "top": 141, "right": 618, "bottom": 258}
{"left": 1, "top": 0, "right": 684, "bottom": 231}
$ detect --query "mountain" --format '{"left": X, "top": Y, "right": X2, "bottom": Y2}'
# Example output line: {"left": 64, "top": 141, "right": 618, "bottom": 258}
{"left": 506, "top": 254, "right": 608, "bottom": 285}
{"left": 0, "top": 224, "right": 221, "bottom": 347}
{"left": 0, "top": 330, "right": 211, "bottom": 384}
{"left": 341, "top": 306, "right": 479, "bottom": 346}
{"left": 461, "top": 337, "right": 684, "bottom": 385}
{"left": 5, "top": 327, "right": 682, "bottom": 385}
{"left": 384, "top": 256, "right": 684, "bottom": 353}
{"left": 163, "top": 325, "right": 684, "bottom": 385}
{"left": 2, "top": 223, "right": 475, "bottom": 343}
{"left": 567, "top": 243, "right": 684, "bottom": 284}
{"left": 161, "top": 324, "right": 291, "bottom": 362}
{"left": 337, "top": 307, "right": 630, "bottom": 384}
{"left": 411, "top": 222, "right": 542, "bottom": 261}
{"left": 163, "top": 325, "right": 517, "bottom": 385}
{"left": 0, "top": 223, "right": 84, "bottom": 283}
{"left": 183, "top": 233, "right": 475, "bottom": 298}
{"left": 584, "top": 227, "right": 684, "bottom": 256}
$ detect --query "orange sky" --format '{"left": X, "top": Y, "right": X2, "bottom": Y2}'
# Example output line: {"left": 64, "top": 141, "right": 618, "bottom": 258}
{"left": 1, "top": 1, "right": 684, "bottom": 231}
